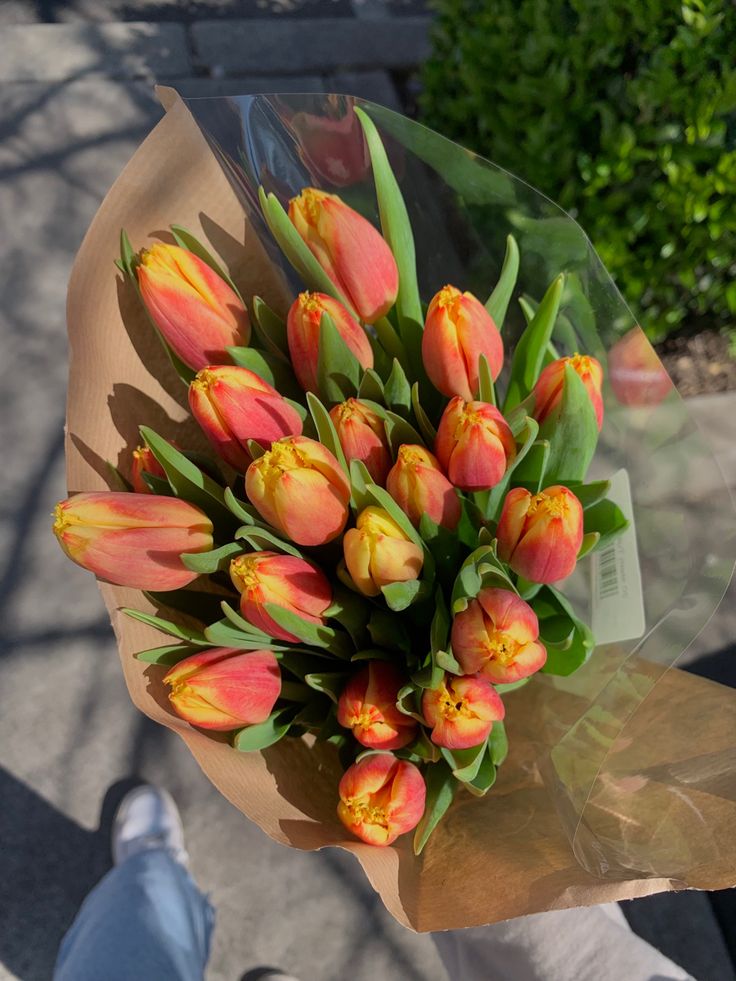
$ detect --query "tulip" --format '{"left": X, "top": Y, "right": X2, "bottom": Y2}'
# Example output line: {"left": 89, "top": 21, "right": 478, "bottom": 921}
{"left": 163, "top": 647, "right": 280, "bottom": 731}
{"left": 189, "top": 366, "right": 302, "bottom": 472}
{"left": 53, "top": 492, "right": 213, "bottom": 591}
{"left": 287, "top": 291, "right": 373, "bottom": 393}
{"left": 533, "top": 354, "right": 604, "bottom": 431}
{"left": 451, "top": 588, "right": 547, "bottom": 684}
{"left": 337, "top": 754, "right": 426, "bottom": 846}
{"left": 422, "top": 673, "right": 505, "bottom": 749}
{"left": 136, "top": 243, "right": 250, "bottom": 370}
{"left": 130, "top": 444, "right": 167, "bottom": 494}
{"left": 435, "top": 398, "right": 516, "bottom": 491}
{"left": 287, "top": 107, "right": 370, "bottom": 187}
{"left": 343, "top": 507, "right": 424, "bottom": 597}
{"left": 229, "top": 551, "right": 332, "bottom": 643}
{"left": 246, "top": 436, "right": 350, "bottom": 546}
{"left": 386, "top": 444, "right": 461, "bottom": 531}
{"left": 496, "top": 485, "right": 584, "bottom": 584}
{"left": 337, "top": 661, "right": 417, "bottom": 750}
{"left": 289, "top": 188, "right": 398, "bottom": 323}
{"left": 608, "top": 328, "right": 673, "bottom": 407}
{"left": 329, "top": 399, "right": 391, "bottom": 485}
{"left": 422, "top": 285, "right": 503, "bottom": 400}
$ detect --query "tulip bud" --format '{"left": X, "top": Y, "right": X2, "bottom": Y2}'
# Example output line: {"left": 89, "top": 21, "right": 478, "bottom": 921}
{"left": 496, "top": 485, "right": 584, "bottom": 584}
{"left": 435, "top": 398, "right": 516, "bottom": 491}
{"left": 245, "top": 436, "right": 350, "bottom": 546}
{"left": 53, "top": 492, "right": 213, "bottom": 591}
{"left": 163, "top": 647, "right": 280, "bottom": 731}
{"left": 343, "top": 506, "right": 424, "bottom": 597}
{"left": 422, "top": 673, "right": 505, "bottom": 749}
{"left": 608, "top": 328, "right": 673, "bottom": 407}
{"left": 289, "top": 188, "right": 398, "bottom": 323}
{"left": 130, "top": 444, "right": 167, "bottom": 494}
{"left": 337, "top": 661, "right": 417, "bottom": 750}
{"left": 451, "top": 588, "right": 547, "bottom": 684}
{"left": 136, "top": 243, "right": 250, "bottom": 370}
{"left": 386, "top": 444, "right": 461, "bottom": 531}
{"left": 189, "top": 365, "right": 302, "bottom": 472}
{"left": 337, "top": 754, "right": 426, "bottom": 846}
{"left": 329, "top": 399, "right": 391, "bottom": 485}
{"left": 533, "top": 354, "right": 604, "bottom": 431}
{"left": 422, "top": 285, "right": 503, "bottom": 400}
{"left": 287, "top": 291, "right": 373, "bottom": 393}
{"left": 229, "top": 551, "right": 332, "bottom": 643}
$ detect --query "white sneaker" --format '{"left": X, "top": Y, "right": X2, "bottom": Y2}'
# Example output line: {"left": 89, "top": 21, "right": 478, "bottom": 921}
{"left": 112, "top": 784, "right": 188, "bottom": 867}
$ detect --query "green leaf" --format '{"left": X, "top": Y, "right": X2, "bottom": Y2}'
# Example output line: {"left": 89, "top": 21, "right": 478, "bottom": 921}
{"left": 180, "top": 541, "right": 244, "bottom": 574}
{"left": 577, "top": 532, "right": 600, "bottom": 560}
{"left": 349, "top": 459, "right": 374, "bottom": 512}
{"left": 441, "top": 741, "right": 488, "bottom": 782}
{"left": 368, "top": 608, "right": 411, "bottom": 652}
{"left": 539, "top": 365, "right": 599, "bottom": 484}
{"left": 324, "top": 585, "right": 370, "bottom": 647}
{"left": 583, "top": 499, "right": 628, "bottom": 549}
{"left": 237, "top": 524, "right": 304, "bottom": 559}
{"left": 413, "top": 761, "right": 455, "bottom": 855}
{"left": 539, "top": 614, "right": 575, "bottom": 648}
{"left": 411, "top": 383, "right": 437, "bottom": 444}
{"left": 572, "top": 480, "right": 611, "bottom": 510}
{"left": 220, "top": 602, "right": 276, "bottom": 642}
{"left": 480, "top": 416, "right": 540, "bottom": 521}
{"left": 233, "top": 707, "right": 295, "bottom": 751}
{"left": 169, "top": 225, "right": 238, "bottom": 293}
{"left": 503, "top": 274, "right": 564, "bottom": 411}
{"left": 383, "top": 410, "right": 425, "bottom": 455}
{"left": 466, "top": 748, "right": 497, "bottom": 796}
{"left": 306, "top": 391, "right": 349, "bottom": 476}
{"left": 435, "top": 648, "right": 462, "bottom": 674}
{"left": 381, "top": 578, "right": 428, "bottom": 611}
{"left": 134, "top": 643, "right": 199, "bottom": 665}
{"left": 430, "top": 587, "right": 451, "bottom": 654}
{"left": 252, "top": 295, "right": 289, "bottom": 360}
{"left": 354, "top": 107, "right": 422, "bottom": 329}
{"left": 139, "top": 427, "right": 234, "bottom": 532}
{"left": 317, "top": 311, "right": 361, "bottom": 404}
{"left": 304, "top": 672, "right": 348, "bottom": 704}
{"left": 204, "top": 618, "right": 286, "bottom": 651}
{"left": 263, "top": 603, "right": 353, "bottom": 658}
{"left": 227, "top": 345, "right": 299, "bottom": 398}
{"left": 258, "top": 188, "right": 350, "bottom": 306}
{"left": 223, "top": 487, "right": 260, "bottom": 525}
{"left": 122, "top": 608, "right": 208, "bottom": 645}
{"left": 489, "top": 721, "right": 508, "bottom": 766}
{"left": 358, "top": 369, "right": 386, "bottom": 403}
{"left": 485, "top": 234, "right": 520, "bottom": 329}
{"left": 118, "top": 228, "right": 136, "bottom": 279}
{"left": 477, "top": 354, "right": 496, "bottom": 406}
{"left": 384, "top": 359, "right": 412, "bottom": 415}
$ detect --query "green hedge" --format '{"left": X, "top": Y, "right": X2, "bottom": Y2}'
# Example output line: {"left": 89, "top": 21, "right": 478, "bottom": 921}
{"left": 420, "top": 0, "right": 736, "bottom": 342}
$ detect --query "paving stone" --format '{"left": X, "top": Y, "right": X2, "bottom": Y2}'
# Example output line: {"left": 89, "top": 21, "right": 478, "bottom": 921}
{"left": 0, "top": 22, "right": 192, "bottom": 82}
{"left": 163, "top": 74, "right": 327, "bottom": 97}
{"left": 191, "top": 15, "right": 431, "bottom": 74}
{"left": 329, "top": 69, "right": 401, "bottom": 109}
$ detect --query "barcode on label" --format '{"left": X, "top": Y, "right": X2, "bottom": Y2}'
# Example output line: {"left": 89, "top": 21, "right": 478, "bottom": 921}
{"left": 590, "top": 469, "right": 645, "bottom": 645}
{"left": 597, "top": 546, "right": 620, "bottom": 600}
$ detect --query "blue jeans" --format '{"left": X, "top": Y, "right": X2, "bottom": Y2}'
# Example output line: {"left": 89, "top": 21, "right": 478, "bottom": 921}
{"left": 53, "top": 848, "right": 214, "bottom": 981}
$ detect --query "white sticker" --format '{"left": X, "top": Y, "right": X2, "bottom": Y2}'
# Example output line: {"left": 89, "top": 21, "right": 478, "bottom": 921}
{"left": 590, "top": 468, "right": 646, "bottom": 645}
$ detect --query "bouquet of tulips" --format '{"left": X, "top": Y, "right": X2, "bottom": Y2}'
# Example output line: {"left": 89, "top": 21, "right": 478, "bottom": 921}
{"left": 54, "top": 107, "right": 630, "bottom": 854}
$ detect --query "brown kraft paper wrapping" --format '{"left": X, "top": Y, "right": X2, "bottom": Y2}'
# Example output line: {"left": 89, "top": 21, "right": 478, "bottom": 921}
{"left": 64, "top": 89, "right": 736, "bottom": 932}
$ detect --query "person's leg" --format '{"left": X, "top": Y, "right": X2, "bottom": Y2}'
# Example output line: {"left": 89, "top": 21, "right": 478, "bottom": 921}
{"left": 432, "top": 903, "right": 695, "bottom": 981}
{"left": 54, "top": 786, "right": 214, "bottom": 981}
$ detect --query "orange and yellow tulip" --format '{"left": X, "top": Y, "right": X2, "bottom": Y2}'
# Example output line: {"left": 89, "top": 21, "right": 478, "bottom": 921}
{"left": 435, "top": 398, "right": 516, "bottom": 491}
{"left": 496, "top": 485, "right": 584, "bottom": 583}
{"left": 287, "top": 291, "right": 373, "bottom": 393}
{"left": 189, "top": 365, "right": 302, "bottom": 472}
{"left": 229, "top": 551, "right": 332, "bottom": 643}
{"left": 422, "top": 285, "right": 503, "bottom": 400}
{"left": 533, "top": 354, "right": 604, "bottom": 430}
{"left": 164, "top": 647, "right": 280, "bottom": 731}
{"left": 422, "top": 673, "right": 505, "bottom": 749}
{"left": 337, "top": 661, "right": 417, "bottom": 750}
{"left": 289, "top": 188, "right": 398, "bottom": 323}
{"left": 343, "top": 506, "right": 423, "bottom": 597}
{"left": 136, "top": 243, "right": 249, "bottom": 370}
{"left": 53, "top": 492, "right": 213, "bottom": 591}
{"left": 130, "top": 444, "right": 167, "bottom": 494}
{"left": 245, "top": 436, "right": 350, "bottom": 546}
{"left": 386, "top": 444, "right": 461, "bottom": 530}
{"left": 337, "top": 753, "right": 426, "bottom": 846}
{"left": 451, "top": 587, "right": 547, "bottom": 684}
{"left": 329, "top": 399, "right": 391, "bottom": 485}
